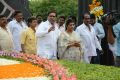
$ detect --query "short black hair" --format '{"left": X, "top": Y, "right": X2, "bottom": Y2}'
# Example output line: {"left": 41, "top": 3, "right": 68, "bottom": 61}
{"left": 48, "top": 10, "right": 57, "bottom": 16}
{"left": 36, "top": 15, "right": 42, "bottom": 18}
{"left": 68, "top": 15, "right": 77, "bottom": 23}
{"left": 59, "top": 16, "right": 66, "bottom": 20}
{"left": 82, "top": 13, "right": 90, "bottom": 19}
{"left": 13, "top": 10, "right": 22, "bottom": 17}
{"left": 90, "top": 14, "right": 96, "bottom": 19}
{"left": 27, "top": 17, "right": 37, "bottom": 24}
{"left": 0, "top": 15, "right": 6, "bottom": 19}
{"left": 65, "top": 18, "right": 75, "bottom": 30}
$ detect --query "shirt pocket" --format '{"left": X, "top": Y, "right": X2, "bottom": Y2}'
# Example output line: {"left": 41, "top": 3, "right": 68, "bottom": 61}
{"left": 27, "top": 35, "right": 35, "bottom": 44}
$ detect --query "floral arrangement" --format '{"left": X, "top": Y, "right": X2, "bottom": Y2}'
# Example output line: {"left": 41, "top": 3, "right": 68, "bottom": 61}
{"left": 0, "top": 62, "right": 47, "bottom": 79}
{"left": 0, "top": 51, "right": 77, "bottom": 80}
{"left": 89, "top": 0, "right": 104, "bottom": 19}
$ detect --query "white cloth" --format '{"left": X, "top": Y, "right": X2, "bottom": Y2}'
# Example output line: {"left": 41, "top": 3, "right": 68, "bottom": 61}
{"left": 59, "top": 24, "right": 65, "bottom": 32}
{"left": 36, "top": 20, "right": 61, "bottom": 59}
{"left": 84, "top": 56, "right": 92, "bottom": 63}
{"left": 35, "top": 21, "right": 44, "bottom": 30}
{"left": 76, "top": 23, "right": 102, "bottom": 63}
{"left": 7, "top": 19, "right": 28, "bottom": 52}
{"left": 93, "top": 22, "right": 105, "bottom": 44}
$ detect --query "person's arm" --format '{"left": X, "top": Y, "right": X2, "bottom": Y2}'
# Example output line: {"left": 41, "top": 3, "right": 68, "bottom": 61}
{"left": 20, "top": 31, "right": 26, "bottom": 53}
{"left": 95, "top": 36, "right": 102, "bottom": 49}
{"left": 67, "top": 41, "right": 77, "bottom": 48}
{"left": 36, "top": 22, "right": 55, "bottom": 38}
{"left": 113, "top": 23, "right": 120, "bottom": 38}
{"left": 97, "top": 24, "right": 105, "bottom": 40}
{"left": 7, "top": 22, "right": 14, "bottom": 34}
{"left": 21, "top": 44, "right": 25, "bottom": 53}
{"left": 36, "top": 22, "right": 49, "bottom": 38}
{"left": 93, "top": 28, "right": 102, "bottom": 50}
{"left": 107, "top": 25, "right": 115, "bottom": 45}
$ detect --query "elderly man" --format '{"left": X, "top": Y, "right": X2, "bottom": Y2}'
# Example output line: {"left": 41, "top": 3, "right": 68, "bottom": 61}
{"left": 76, "top": 13, "right": 102, "bottom": 63}
{"left": 36, "top": 10, "right": 61, "bottom": 59}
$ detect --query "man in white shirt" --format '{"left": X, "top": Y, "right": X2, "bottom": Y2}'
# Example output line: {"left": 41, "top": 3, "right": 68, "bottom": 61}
{"left": 76, "top": 13, "right": 102, "bottom": 63}
{"left": 36, "top": 10, "right": 61, "bottom": 59}
{"left": 90, "top": 14, "right": 105, "bottom": 44}
{"left": 58, "top": 16, "right": 65, "bottom": 32}
{"left": 36, "top": 15, "right": 43, "bottom": 25}
{"left": 90, "top": 14, "right": 105, "bottom": 64}
{"left": 7, "top": 10, "right": 28, "bottom": 52}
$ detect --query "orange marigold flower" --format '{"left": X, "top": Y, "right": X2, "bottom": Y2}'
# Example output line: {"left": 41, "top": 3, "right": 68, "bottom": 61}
{"left": 96, "top": 2, "right": 101, "bottom": 6}
{"left": 0, "top": 62, "right": 47, "bottom": 79}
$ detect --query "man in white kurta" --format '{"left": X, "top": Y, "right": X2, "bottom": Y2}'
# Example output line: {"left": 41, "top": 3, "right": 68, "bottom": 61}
{"left": 90, "top": 14, "right": 105, "bottom": 44}
{"left": 76, "top": 13, "right": 102, "bottom": 63}
{"left": 7, "top": 11, "right": 27, "bottom": 52}
{"left": 36, "top": 11, "right": 61, "bottom": 59}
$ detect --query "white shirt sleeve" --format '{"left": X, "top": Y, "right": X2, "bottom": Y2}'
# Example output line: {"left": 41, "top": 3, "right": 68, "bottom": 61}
{"left": 113, "top": 23, "right": 120, "bottom": 38}
{"left": 97, "top": 23, "right": 105, "bottom": 39}
{"left": 94, "top": 28, "right": 102, "bottom": 50}
{"left": 7, "top": 22, "right": 14, "bottom": 34}
{"left": 36, "top": 22, "right": 48, "bottom": 38}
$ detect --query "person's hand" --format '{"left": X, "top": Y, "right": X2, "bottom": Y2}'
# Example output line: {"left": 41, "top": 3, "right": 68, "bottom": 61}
{"left": 67, "top": 41, "right": 80, "bottom": 48}
{"left": 74, "top": 41, "right": 80, "bottom": 47}
{"left": 20, "top": 51, "right": 25, "bottom": 53}
{"left": 99, "top": 50, "right": 104, "bottom": 55}
{"left": 74, "top": 42, "right": 80, "bottom": 47}
{"left": 67, "top": 41, "right": 75, "bottom": 48}
{"left": 48, "top": 26, "right": 55, "bottom": 32}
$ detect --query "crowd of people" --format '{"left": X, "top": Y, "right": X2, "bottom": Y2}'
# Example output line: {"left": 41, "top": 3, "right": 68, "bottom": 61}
{"left": 0, "top": 10, "right": 120, "bottom": 67}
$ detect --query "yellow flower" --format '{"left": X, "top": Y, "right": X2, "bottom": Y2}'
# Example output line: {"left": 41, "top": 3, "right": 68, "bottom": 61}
{"left": 99, "top": 10, "right": 104, "bottom": 15}
{"left": 89, "top": 0, "right": 104, "bottom": 18}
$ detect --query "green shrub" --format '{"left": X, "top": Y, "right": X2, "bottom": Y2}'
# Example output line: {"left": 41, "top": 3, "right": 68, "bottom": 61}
{"left": 58, "top": 60, "right": 120, "bottom": 80}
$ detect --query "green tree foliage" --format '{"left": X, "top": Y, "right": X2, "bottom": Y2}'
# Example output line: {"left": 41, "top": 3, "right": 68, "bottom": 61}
{"left": 29, "top": 0, "right": 78, "bottom": 20}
